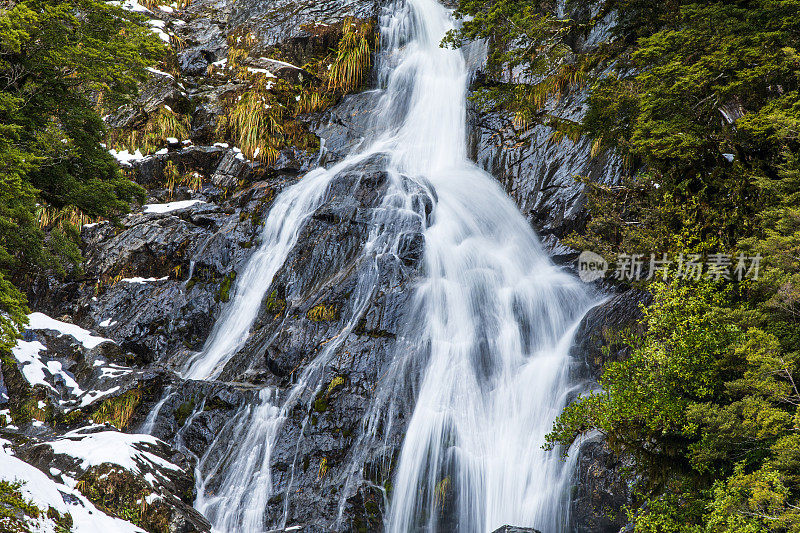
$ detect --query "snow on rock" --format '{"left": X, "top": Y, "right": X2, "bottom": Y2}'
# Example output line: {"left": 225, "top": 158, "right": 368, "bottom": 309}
{"left": 11, "top": 337, "right": 86, "bottom": 398}
{"left": 11, "top": 340, "right": 53, "bottom": 390}
{"left": 46, "top": 428, "right": 182, "bottom": 477}
{"left": 147, "top": 19, "right": 170, "bottom": 43}
{"left": 142, "top": 199, "right": 206, "bottom": 213}
{"left": 145, "top": 67, "right": 175, "bottom": 79}
{"left": 108, "top": 148, "right": 145, "bottom": 166}
{"left": 28, "top": 313, "right": 112, "bottom": 349}
{"left": 120, "top": 276, "right": 169, "bottom": 284}
{"left": 0, "top": 439, "right": 146, "bottom": 533}
{"left": 106, "top": 0, "right": 151, "bottom": 13}
{"left": 79, "top": 386, "right": 120, "bottom": 408}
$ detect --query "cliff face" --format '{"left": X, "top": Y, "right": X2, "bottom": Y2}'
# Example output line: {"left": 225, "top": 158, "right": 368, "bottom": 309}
{"left": 467, "top": 5, "right": 622, "bottom": 263}
{"left": 0, "top": 1, "right": 638, "bottom": 532}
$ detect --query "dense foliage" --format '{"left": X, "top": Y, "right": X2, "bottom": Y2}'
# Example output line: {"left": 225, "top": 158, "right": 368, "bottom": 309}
{"left": 450, "top": 0, "right": 800, "bottom": 530}
{"left": 0, "top": 0, "right": 164, "bottom": 348}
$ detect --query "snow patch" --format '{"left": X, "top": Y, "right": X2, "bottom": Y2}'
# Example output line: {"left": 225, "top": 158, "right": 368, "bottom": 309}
{"left": 0, "top": 439, "right": 147, "bottom": 533}
{"left": 47, "top": 429, "right": 182, "bottom": 475}
{"left": 108, "top": 148, "right": 145, "bottom": 166}
{"left": 142, "top": 200, "right": 206, "bottom": 213}
{"left": 28, "top": 313, "right": 112, "bottom": 349}
{"left": 120, "top": 276, "right": 169, "bottom": 284}
{"left": 12, "top": 341, "right": 52, "bottom": 390}
{"left": 145, "top": 67, "right": 174, "bottom": 79}
{"left": 80, "top": 387, "right": 120, "bottom": 408}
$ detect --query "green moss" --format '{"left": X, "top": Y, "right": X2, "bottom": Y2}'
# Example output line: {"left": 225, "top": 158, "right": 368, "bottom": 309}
{"left": 0, "top": 480, "right": 43, "bottom": 532}
{"left": 364, "top": 500, "right": 379, "bottom": 515}
{"left": 47, "top": 506, "right": 73, "bottom": 533}
{"left": 217, "top": 271, "right": 237, "bottom": 303}
{"left": 203, "top": 396, "right": 232, "bottom": 412}
{"left": 313, "top": 396, "right": 328, "bottom": 413}
{"left": 326, "top": 375, "right": 345, "bottom": 395}
{"left": 265, "top": 290, "right": 286, "bottom": 314}
{"left": 307, "top": 303, "right": 338, "bottom": 322}
{"left": 174, "top": 398, "right": 196, "bottom": 426}
{"left": 56, "top": 408, "right": 87, "bottom": 428}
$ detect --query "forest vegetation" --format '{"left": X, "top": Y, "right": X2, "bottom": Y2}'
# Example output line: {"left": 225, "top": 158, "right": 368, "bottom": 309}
{"left": 0, "top": 0, "right": 165, "bottom": 350}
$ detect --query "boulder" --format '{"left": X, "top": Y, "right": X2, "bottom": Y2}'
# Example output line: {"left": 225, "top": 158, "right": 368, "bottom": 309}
{"left": 570, "top": 437, "right": 635, "bottom": 533}
{"left": 570, "top": 289, "right": 652, "bottom": 382}
{"left": 13, "top": 426, "right": 211, "bottom": 533}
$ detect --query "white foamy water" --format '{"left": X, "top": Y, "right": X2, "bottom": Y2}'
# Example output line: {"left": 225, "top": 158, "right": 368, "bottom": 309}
{"left": 178, "top": 0, "right": 595, "bottom": 531}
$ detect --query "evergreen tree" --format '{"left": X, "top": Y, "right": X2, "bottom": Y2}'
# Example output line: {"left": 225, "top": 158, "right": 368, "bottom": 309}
{"left": 0, "top": 0, "right": 164, "bottom": 348}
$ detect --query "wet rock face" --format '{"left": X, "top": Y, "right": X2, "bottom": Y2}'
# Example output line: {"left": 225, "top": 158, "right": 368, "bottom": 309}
{"left": 570, "top": 288, "right": 652, "bottom": 383}
{"left": 468, "top": 100, "right": 623, "bottom": 262}
{"left": 185, "top": 156, "right": 428, "bottom": 530}
{"left": 570, "top": 438, "right": 634, "bottom": 533}
{"left": 466, "top": 5, "right": 622, "bottom": 264}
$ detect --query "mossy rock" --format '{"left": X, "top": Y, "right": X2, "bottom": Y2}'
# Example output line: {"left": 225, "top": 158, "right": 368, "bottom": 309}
{"left": 307, "top": 303, "right": 339, "bottom": 322}
{"left": 174, "top": 397, "right": 197, "bottom": 427}
{"left": 76, "top": 464, "right": 172, "bottom": 533}
{"left": 90, "top": 388, "right": 142, "bottom": 430}
{"left": 217, "top": 271, "right": 237, "bottom": 303}
{"left": 265, "top": 290, "right": 286, "bottom": 314}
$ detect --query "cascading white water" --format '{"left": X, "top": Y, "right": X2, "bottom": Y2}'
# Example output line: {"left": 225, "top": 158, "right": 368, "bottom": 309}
{"left": 177, "top": 0, "right": 596, "bottom": 531}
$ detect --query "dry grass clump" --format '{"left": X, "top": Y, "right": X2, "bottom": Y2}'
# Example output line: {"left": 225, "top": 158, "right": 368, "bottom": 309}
{"left": 328, "top": 18, "right": 375, "bottom": 93}
{"left": 37, "top": 205, "right": 95, "bottom": 229}
{"left": 91, "top": 388, "right": 142, "bottom": 429}
{"left": 112, "top": 106, "right": 190, "bottom": 155}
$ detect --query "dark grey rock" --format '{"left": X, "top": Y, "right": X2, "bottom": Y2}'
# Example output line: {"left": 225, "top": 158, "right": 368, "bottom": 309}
{"left": 229, "top": 0, "right": 380, "bottom": 46}
{"left": 242, "top": 57, "right": 314, "bottom": 83}
{"left": 131, "top": 145, "right": 226, "bottom": 188}
{"left": 178, "top": 48, "right": 215, "bottom": 77}
{"left": 306, "top": 91, "right": 382, "bottom": 165}
{"left": 570, "top": 437, "right": 634, "bottom": 533}
{"left": 491, "top": 527, "right": 543, "bottom": 533}
{"left": 466, "top": 3, "right": 622, "bottom": 263}
{"left": 467, "top": 94, "right": 623, "bottom": 263}
{"left": 105, "top": 71, "right": 191, "bottom": 131}
{"left": 570, "top": 289, "right": 652, "bottom": 382}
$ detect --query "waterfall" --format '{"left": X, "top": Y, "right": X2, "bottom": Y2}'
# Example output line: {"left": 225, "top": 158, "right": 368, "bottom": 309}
{"left": 174, "top": 0, "right": 596, "bottom": 531}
